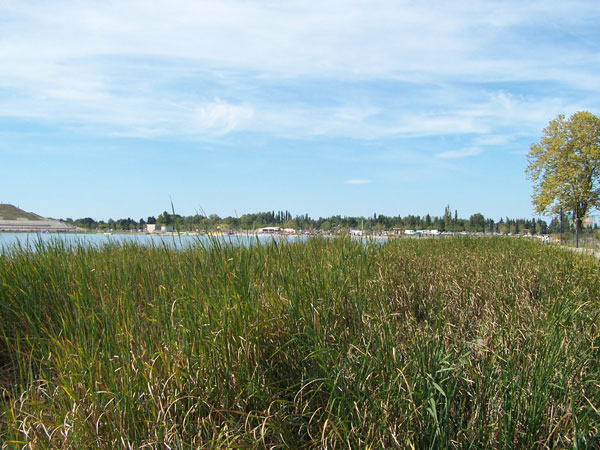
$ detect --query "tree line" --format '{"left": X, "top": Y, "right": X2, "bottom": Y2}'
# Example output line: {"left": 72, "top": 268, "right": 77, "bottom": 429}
{"left": 62, "top": 206, "right": 578, "bottom": 235}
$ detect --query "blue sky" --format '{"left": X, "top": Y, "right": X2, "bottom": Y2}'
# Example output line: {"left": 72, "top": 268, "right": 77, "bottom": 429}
{"left": 1, "top": 0, "right": 599, "bottom": 221}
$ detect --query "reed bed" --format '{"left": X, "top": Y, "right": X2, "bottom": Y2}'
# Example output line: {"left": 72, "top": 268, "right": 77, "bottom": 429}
{"left": 0, "top": 237, "right": 598, "bottom": 448}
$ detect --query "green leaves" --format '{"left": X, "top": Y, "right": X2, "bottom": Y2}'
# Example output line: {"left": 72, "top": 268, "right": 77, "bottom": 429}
{"left": 527, "top": 111, "right": 600, "bottom": 221}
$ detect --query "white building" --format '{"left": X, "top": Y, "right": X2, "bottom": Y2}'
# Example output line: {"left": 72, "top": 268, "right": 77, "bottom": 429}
{"left": 146, "top": 224, "right": 160, "bottom": 233}
{"left": 146, "top": 224, "right": 174, "bottom": 233}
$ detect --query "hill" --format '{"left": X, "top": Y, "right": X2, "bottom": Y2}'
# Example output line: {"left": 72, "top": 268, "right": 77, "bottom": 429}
{"left": 0, "top": 204, "right": 42, "bottom": 221}
{"left": 0, "top": 204, "right": 75, "bottom": 232}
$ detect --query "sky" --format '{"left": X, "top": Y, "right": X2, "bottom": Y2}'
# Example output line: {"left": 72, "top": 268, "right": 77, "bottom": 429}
{"left": 1, "top": 0, "right": 599, "bottom": 221}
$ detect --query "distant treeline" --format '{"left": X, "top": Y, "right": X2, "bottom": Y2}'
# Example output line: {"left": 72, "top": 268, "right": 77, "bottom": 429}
{"left": 61, "top": 206, "right": 580, "bottom": 234}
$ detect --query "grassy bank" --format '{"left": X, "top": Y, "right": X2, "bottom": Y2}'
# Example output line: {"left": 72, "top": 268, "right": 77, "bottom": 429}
{"left": 0, "top": 237, "right": 599, "bottom": 448}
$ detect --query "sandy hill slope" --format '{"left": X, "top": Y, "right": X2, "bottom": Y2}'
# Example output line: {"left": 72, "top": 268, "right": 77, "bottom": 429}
{"left": 0, "top": 204, "right": 75, "bottom": 232}
{"left": 0, "top": 204, "right": 43, "bottom": 221}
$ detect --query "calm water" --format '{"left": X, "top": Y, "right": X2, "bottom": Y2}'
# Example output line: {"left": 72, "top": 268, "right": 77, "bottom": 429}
{"left": 0, "top": 232, "right": 305, "bottom": 251}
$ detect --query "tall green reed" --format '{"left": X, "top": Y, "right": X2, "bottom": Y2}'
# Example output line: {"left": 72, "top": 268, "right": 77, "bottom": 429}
{"left": 0, "top": 236, "right": 598, "bottom": 448}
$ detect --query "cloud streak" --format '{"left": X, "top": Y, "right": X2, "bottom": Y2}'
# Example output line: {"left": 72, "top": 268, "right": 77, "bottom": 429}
{"left": 346, "top": 179, "right": 371, "bottom": 185}
{"left": 2, "top": 0, "right": 597, "bottom": 81}
{"left": 0, "top": 0, "right": 598, "bottom": 142}
{"left": 436, "top": 147, "right": 483, "bottom": 159}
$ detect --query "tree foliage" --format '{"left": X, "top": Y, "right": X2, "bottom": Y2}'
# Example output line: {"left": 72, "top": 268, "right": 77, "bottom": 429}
{"left": 526, "top": 111, "right": 600, "bottom": 229}
{"left": 63, "top": 208, "right": 558, "bottom": 236}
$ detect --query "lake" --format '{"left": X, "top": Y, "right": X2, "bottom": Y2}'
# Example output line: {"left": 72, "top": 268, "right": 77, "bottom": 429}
{"left": 0, "top": 232, "right": 306, "bottom": 251}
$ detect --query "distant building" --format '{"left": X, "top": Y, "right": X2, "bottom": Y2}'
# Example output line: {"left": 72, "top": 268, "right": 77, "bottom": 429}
{"left": 583, "top": 217, "right": 594, "bottom": 229}
{"left": 146, "top": 224, "right": 173, "bottom": 233}
{"left": 146, "top": 224, "right": 160, "bottom": 233}
{"left": 259, "top": 227, "right": 280, "bottom": 233}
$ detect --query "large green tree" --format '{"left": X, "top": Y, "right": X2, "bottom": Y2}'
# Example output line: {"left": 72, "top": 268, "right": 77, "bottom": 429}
{"left": 468, "top": 213, "right": 485, "bottom": 233}
{"left": 526, "top": 111, "right": 600, "bottom": 246}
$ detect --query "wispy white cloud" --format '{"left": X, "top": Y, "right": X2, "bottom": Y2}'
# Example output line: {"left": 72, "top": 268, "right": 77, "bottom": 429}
{"left": 0, "top": 0, "right": 598, "bottom": 140}
{"left": 1, "top": 0, "right": 592, "bottom": 83}
{"left": 346, "top": 179, "right": 371, "bottom": 185}
{"left": 192, "top": 100, "right": 254, "bottom": 136}
{"left": 436, "top": 147, "right": 483, "bottom": 159}
{"left": 473, "top": 134, "right": 512, "bottom": 146}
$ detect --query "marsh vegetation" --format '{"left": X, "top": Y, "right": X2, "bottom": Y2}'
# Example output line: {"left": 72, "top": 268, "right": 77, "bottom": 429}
{"left": 0, "top": 237, "right": 598, "bottom": 448}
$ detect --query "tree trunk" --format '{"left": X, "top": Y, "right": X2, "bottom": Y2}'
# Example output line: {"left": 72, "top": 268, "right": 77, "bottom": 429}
{"left": 560, "top": 208, "right": 563, "bottom": 244}
{"left": 575, "top": 217, "right": 581, "bottom": 248}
